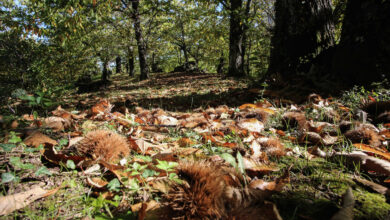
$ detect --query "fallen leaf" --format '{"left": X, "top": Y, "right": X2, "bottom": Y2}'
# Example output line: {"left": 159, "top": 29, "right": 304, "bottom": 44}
{"left": 43, "top": 144, "right": 86, "bottom": 166}
{"left": 354, "top": 176, "right": 390, "bottom": 196}
{"left": 24, "top": 131, "right": 57, "bottom": 147}
{"left": 177, "top": 137, "right": 195, "bottom": 147}
{"left": 44, "top": 116, "right": 71, "bottom": 132}
{"left": 86, "top": 177, "right": 108, "bottom": 189}
{"left": 237, "top": 118, "right": 264, "bottom": 133}
{"left": 336, "top": 151, "right": 390, "bottom": 176}
{"left": 91, "top": 99, "right": 112, "bottom": 115}
{"left": 243, "top": 157, "right": 279, "bottom": 176}
{"left": 0, "top": 186, "right": 60, "bottom": 215}
{"left": 379, "top": 129, "right": 390, "bottom": 139}
{"left": 353, "top": 143, "right": 390, "bottom": 161}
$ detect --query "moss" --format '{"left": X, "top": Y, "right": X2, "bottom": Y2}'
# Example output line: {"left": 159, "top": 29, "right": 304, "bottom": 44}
{"left": 272, "top": 148, "right": 390, "bottom": 220}
{"left": 354, "top": 190, "right": 390, "bottom": 220}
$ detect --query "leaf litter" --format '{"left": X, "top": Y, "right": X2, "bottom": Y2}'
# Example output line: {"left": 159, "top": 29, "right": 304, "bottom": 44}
{"left": 1, "top": 73, "right": 390, "bottom": 219}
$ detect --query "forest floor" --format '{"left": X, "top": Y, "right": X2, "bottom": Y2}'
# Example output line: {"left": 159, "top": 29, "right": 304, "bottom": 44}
{"left": 1, "top": 72, "right": 390, "bottom": 219}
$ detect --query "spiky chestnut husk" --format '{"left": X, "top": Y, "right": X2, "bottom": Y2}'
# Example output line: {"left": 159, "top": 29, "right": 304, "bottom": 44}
{"left": 163, "top": 160, "right": 270, "bottom": 219}
{"left": 76, "top": 130, "right": 130, "bottom": 163}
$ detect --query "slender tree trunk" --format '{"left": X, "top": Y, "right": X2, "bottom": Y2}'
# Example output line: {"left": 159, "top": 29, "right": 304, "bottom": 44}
{"left": 179, "top": 20, "right": 189, "bottom": 64}
{"left": 241, "top": 0, "right": 252, "bottom": 76}
{"left": 131, "top": 0, "right": 149, "bottom": 80}
{"left": 228, "top": 0, "right": 245, "bottom": 77}
{"left": 217, "top": 52, "right": 225, "bottom": 74}
{"left": 128, "top": 46, "right": 135, "bottom": 77}
{"left": 116, "top": 56, "right": 121, "bottom": 74}
{"left": 182, "top": 46, "right": 189, "bottom": 64}
{"left": 102, "top": 60, "right": 108, "bottom": 81}
{"left": 245, "top": 37, "right": 252, "bottom": 75}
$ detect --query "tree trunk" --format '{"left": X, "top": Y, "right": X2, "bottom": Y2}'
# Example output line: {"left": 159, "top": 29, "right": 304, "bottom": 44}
{"left": 268, "top": 0, "right": 335, "bottom": 77}
{"left": 116, "top": 56, "right": 121, "bottom": 74}
{"left": 330, "top": 0, "right": 390, "bottom": 85}
{"left": 217, "top": 51, "right": 225, "bottom": 74}
{"left": 227, "top": 0, "right": 245, "bottom": 77}
{"left": 245, "top": 37, "right": 252, "bottom": 75}
{"left": 131, "top": 0, "right": 149, "bottom": 80}
{"left": 102, "top": 60, "right": 108, "bottom": 81}
{"left": 128, "top": 46, "right": 135, "bottom": 77}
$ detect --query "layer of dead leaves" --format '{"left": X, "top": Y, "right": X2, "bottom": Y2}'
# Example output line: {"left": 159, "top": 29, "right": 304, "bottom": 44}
{"left": 1, "top": 93, "right": 390, "bottom": 219}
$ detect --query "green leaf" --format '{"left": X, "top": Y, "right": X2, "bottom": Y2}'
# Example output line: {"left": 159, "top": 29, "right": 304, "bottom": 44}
{"left": 129, "top": 178, "right": 140, "bottom": 191}
{"left": 220, "top": 153, "right": 237, "bottom": 168}
{"left": 142, "top": 169, "right": 158, "bottom": 178}
{"left": 156, "top": 159, "right": 178, "bottom": 171}
{"left": 10, "top": 157, "right": 35, "bottom": 170}
{"left": 0, "top": 143, "right": 16, "bottom": 152}
{"left": 107, "top": 178, "right": 121, "bottom": 192}
{"left": 35, "top": 166, "right": 52, "bottom": 176}
{"left": 59, "top": 138, "right": 69, "bottom": 146}
{"left": 236, "top": 151, "right": 245, "bottom": 175}
{"left": 1, "top": 173, "right": 18, "bottom": 184}
{"left": 8, "top": 132, "right": 22, "bottom": 144}
{"left": 19, "top": 95, "right": 36, "bottom": 101}
{"left": 66, "top": 160, "right": 76, "bottom": 169}
{"left": 134, "top": 155, "right": 152, "bottom": 163}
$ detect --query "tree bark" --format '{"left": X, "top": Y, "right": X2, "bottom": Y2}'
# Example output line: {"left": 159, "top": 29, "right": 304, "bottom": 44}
{"left": 217, "top": 52, "right": 225, "bottom": 74}
{"left": 330, "top": 0, "right": 390, "bottom": 84}
{"left": 227, "top": 0, "right": 245, "bottom": 77}
{"left": 268, "top": 0, "right": 335, "bottom": 77}
{"left": 127, "top": 46, "right": 135, "bottom": 77}
{"left": 116, "top": 56, "right": 121, "bottom": 74}
{"left": 131, "top": 0, "right": 149, "bottom": 80}
{"left": 102, "top": 60, "right": 108, "bottom": 81}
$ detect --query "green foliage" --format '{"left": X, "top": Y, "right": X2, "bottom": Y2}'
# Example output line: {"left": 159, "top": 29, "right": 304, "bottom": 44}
{"left": 35, "top": 166, "right": 52, "bottom": 176}
{"left": 341, "top": 84, "right": 390, "bottom": 111}
{"left": 1, "top": 172, "right": 18, "bottom": 184}
{"left": 107, "top": 178, "right": 121, "bottom": 192}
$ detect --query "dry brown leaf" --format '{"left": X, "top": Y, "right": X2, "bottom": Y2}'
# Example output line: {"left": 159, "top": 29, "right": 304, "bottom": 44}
{"left": 330, "top": 188, "right": 355, "bottom": 220}
{"left": 258, "top": 137, "right": 286, "bottom": 157}
{"left": 24, "top": 131, "right": 57, "bottom": 147}
{"left": 379, "top": 129, "right": 390, "bottom": 139}
{"left": 43, "top": 144, "right": 87, "bottom": 166}
{"left": 174, "top": 147, "right": 203, "bottom": 156}
{"left": 353, "top": 143, "right": 390, "bottom": 161}
{"left": 134, "top": 139, "right": 165, "bottom": 155}
{"left": 345, "top": 128, "right": 382, "bottom": 148}
{"left": 156, "top": 115, "right": 178, "bottom": 126}
{"left": 282, "top": 111, "right": 307, "bottom": 130}
{"left": 243, "top": 157, "right": 279, "bottom": 176}
{"left": 238, "top": 104, "right": 275, "bottom": 115}
{"left": 0, "top": 186, "right": 60, "bottom": 215}
{"left": 44, "top": 116, "right": 71, "bottom": 132}
{"left": 69, "top": 136, "right": 84, "bottom": 147}
{"left": 177, "top": 137, "right": 195, "bottom": 147}
{"left": 86, "top": 177, "right": 108, "bottom": 189}
{"left": 91, "top": 99, "right": 112, "bottom": 116}
{"left": 249, "top": 140, "right": 262, "bottom": 159}
{"left": 237, "top": 118, "right": 264, "bottom": 133}
{"left": 354, "top": 176, "right": 390, "bottom": 196}
{"left": 336, "top": 151, "right": 390, "bottom": 176}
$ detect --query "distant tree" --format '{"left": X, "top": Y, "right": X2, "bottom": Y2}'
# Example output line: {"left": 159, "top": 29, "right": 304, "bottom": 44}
{"left": 131, "top": 0, "right": 149, "bottom": 80}
{"left": 127, "top": 46, "right": 135, "bottom": 77}
{"left": 116, "top": 56, "right": 122, "bottom": 74}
